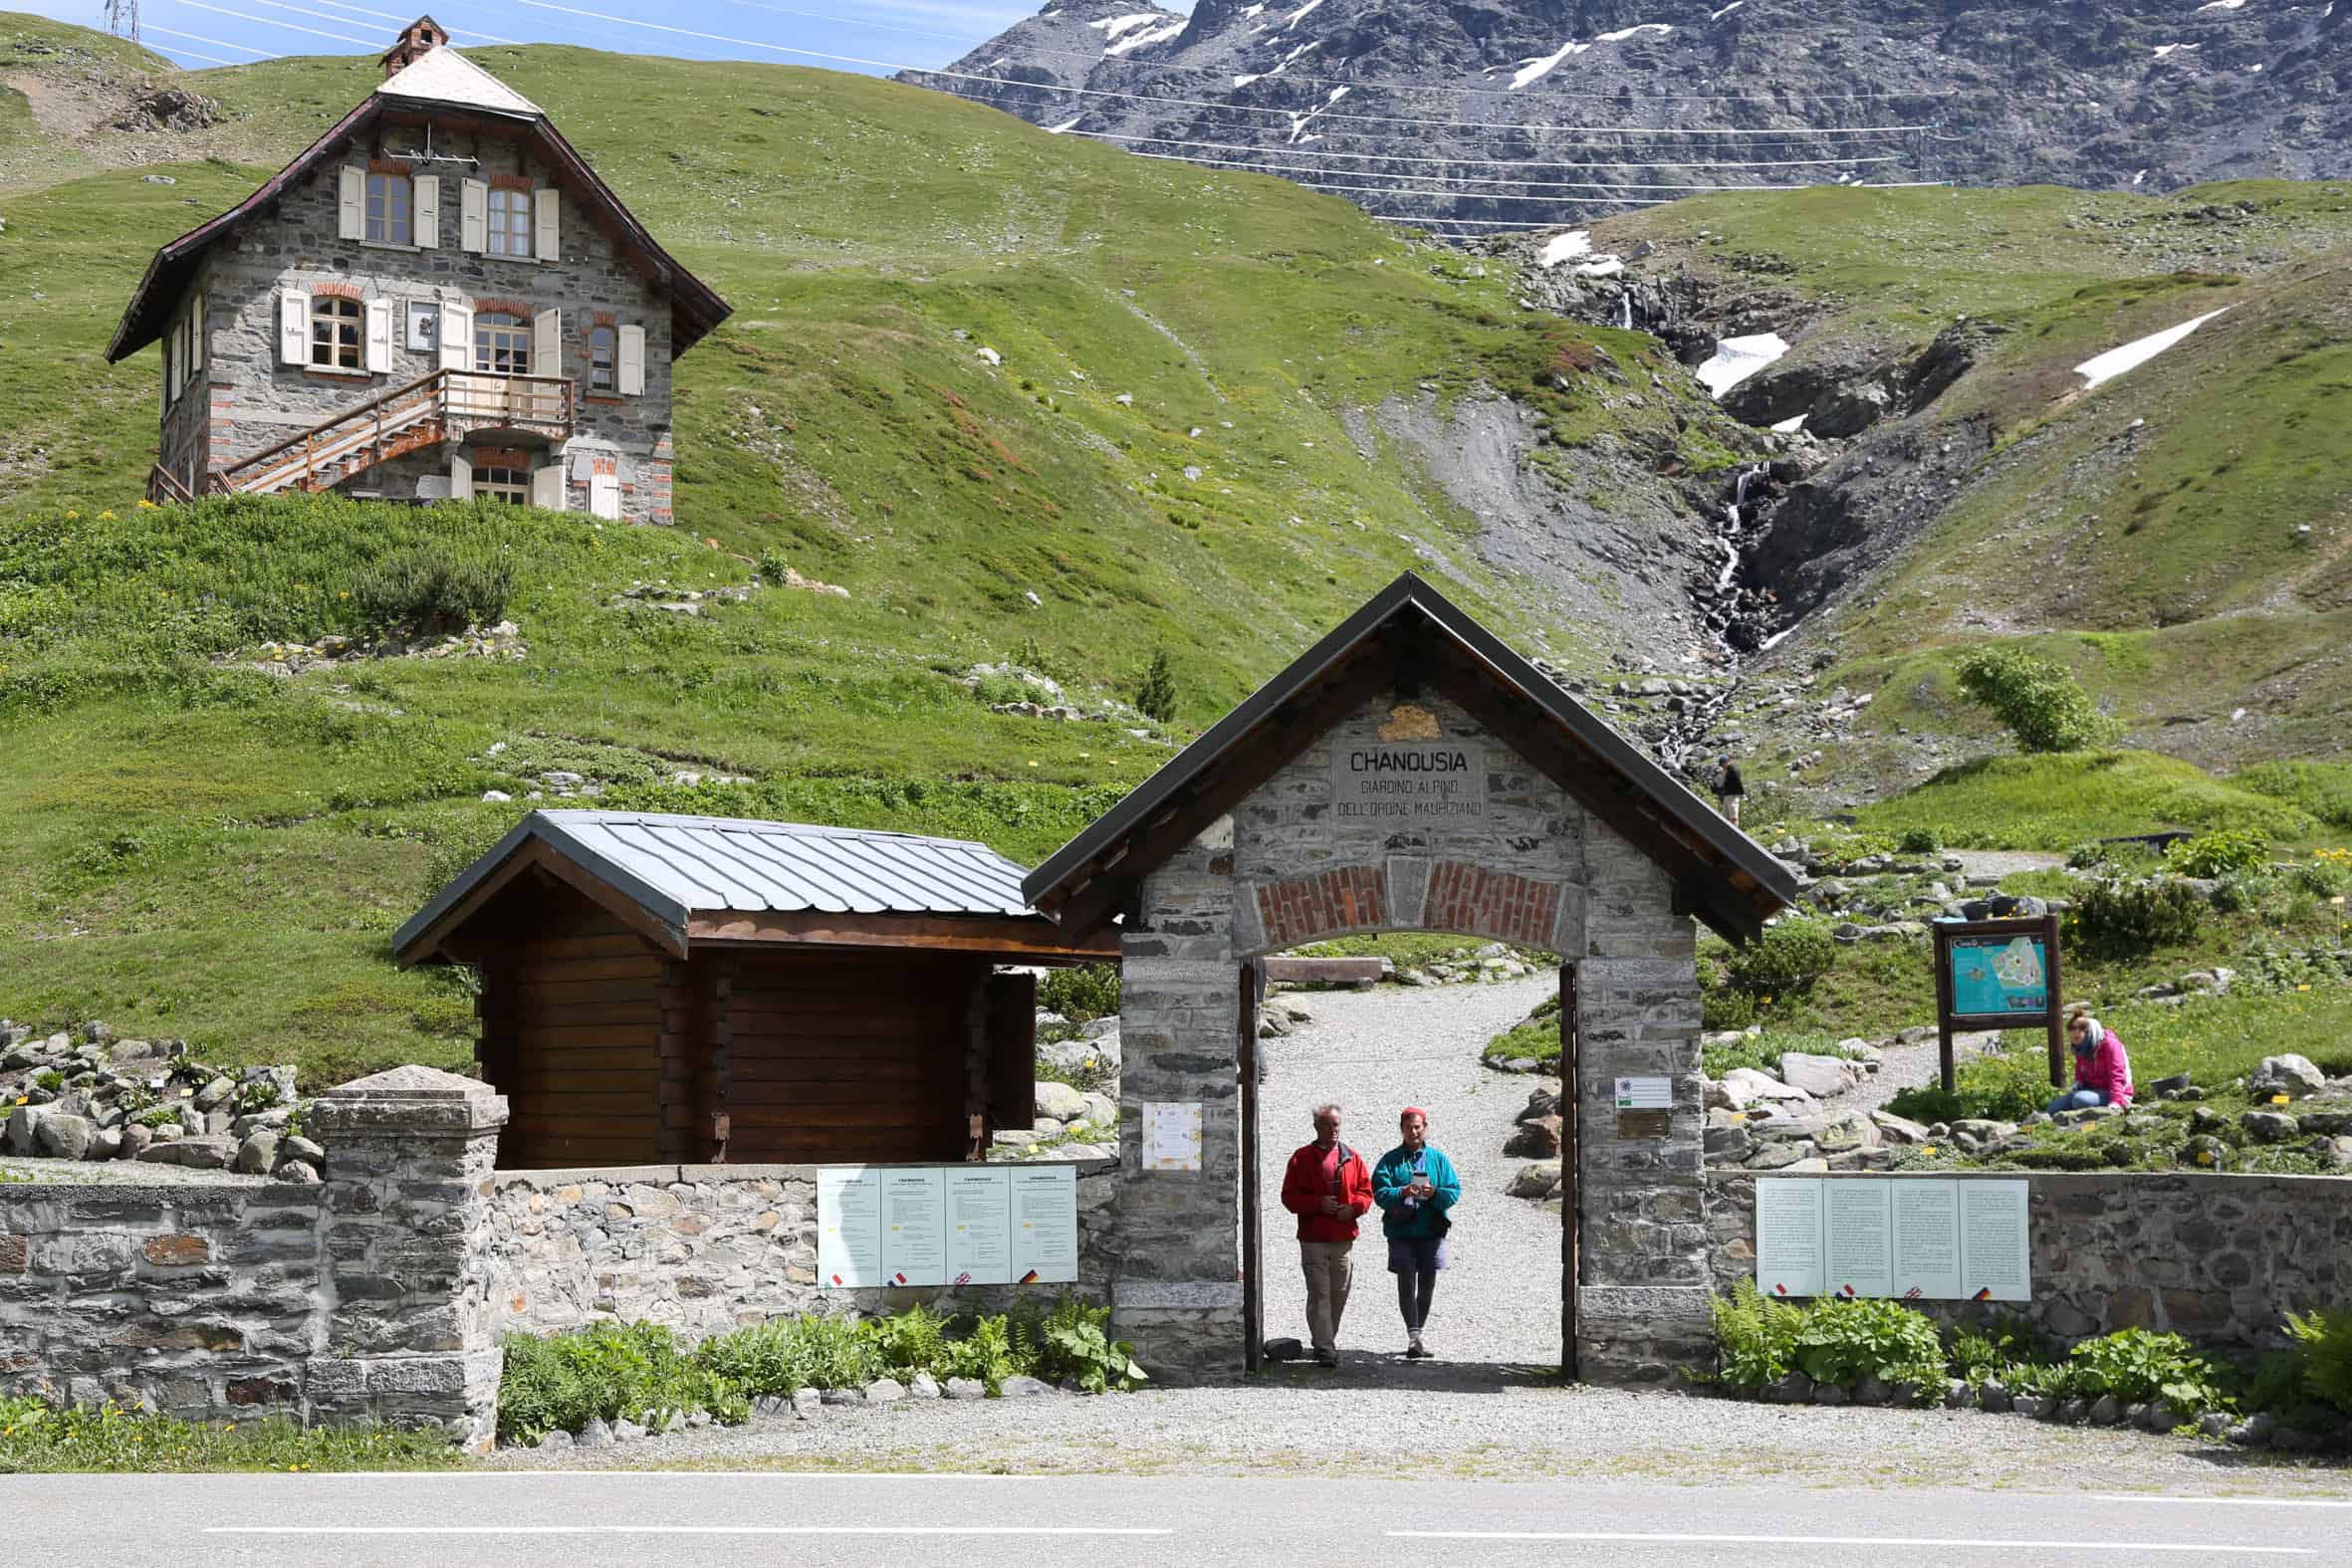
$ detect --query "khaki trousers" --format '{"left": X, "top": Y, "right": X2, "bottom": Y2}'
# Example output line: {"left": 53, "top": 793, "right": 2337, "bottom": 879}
{"left": 1299, "top": 1239, "right": 1355, "bottom": 1353}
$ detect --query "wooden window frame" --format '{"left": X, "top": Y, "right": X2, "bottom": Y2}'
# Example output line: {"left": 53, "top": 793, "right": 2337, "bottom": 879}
{"left": 364, "top": 170, "right": 413, "bottom": 247}
{"left": 473, "top": 311, "right": 531, "bottom": 376}
{"left": 486, "top": 186, "right": 533, "bottom": 259}
{"left": 310, "top": 294, "right": 364, "bottom": 371}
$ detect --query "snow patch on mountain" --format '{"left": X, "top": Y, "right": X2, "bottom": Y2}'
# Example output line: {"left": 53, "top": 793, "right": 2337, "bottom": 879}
{"left": 1697, "top": 334, "right": 1792, "bottom": 397}
{"left": 1537, "top": 230, "right": 1593, "bottom": 267}
{"left": 2074, "top": 308, "right": 2232, "bottom": 389}
{"left": 1104, "top": 18, "right": 1186, "bottom": 55}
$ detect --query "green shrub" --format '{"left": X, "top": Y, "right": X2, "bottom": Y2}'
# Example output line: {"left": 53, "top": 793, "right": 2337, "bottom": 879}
{"left": 1702, "top": 988, "right": 1759, "bottom": 1031}
{"left": 2235, "top": 761, "right": 2352, "bottom": 830}
{"left": 32, "top": 1069, "right": 62, "bottom": 1092}
{"left": 497, "top": 1320, "right": 748, "bottom": 1446}
{"left": 1791, "top": 1297, "right": 1945, "bottom": 1397}
{"left": 2067, "top": 877, "right": 2204, "bottom": 963}
{"left": 1040, "top": 963, "right": 1119, "bottom": 1023}
{"left": 2066, "top": 1328, "right": 2231, "bottom": 1413}
{"left": 1954, "top": 646, "right": 2120, "bottom": 755}
{"left": 1710, "top": 1279, "right": 1803, "bottom": 1389}
{"left": 934, "top": 1314, "right": 1027, "bottom": 1392}
{"left": 2164, "top": 829, "right": 2270, "bottom": 879}
{"left": 2285, "top": 1307, "right": 2352, "bottom": 1417}
{"left": 1134, "top": 648, "right": 1177, "bottom": 723}
{"left": 695, "top": 1313, "right": 877, "bottom": 1399}
{"left": 350, "top": 546, "right": 514, "bottom": 635}
{"left": 0, "top": 1397, "right": 455, "bottom": 1472}
{"left": 1951, "top": 1314, "right": 2058, "bottom": 1383}
{"left": 1031, "top": 1296, "right": 1146, "bottom": 1393}
{"left": 2065, "top": 840, "right": 2110, "bottom": 871}
{"left": 1897, "top": 826, "right": 1942, "bottom": 855}
{"left": 1724, "top": 919, "right": 1837, "bottom": 997}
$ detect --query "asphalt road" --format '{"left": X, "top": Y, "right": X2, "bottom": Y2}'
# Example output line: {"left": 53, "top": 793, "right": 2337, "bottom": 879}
{"left": 6, "top": 1471, "right": 2348, "bottom": 1567}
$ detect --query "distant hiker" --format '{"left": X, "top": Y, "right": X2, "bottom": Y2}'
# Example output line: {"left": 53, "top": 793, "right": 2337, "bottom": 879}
{"left": 1281, "top": 1103, "right": 1373, "bottom": 1368}
{"left": 1373, "top": 1107, "right": 1462, "bottom": 1361}
{"left": 2047, "top": 1008, "right": 2135, "bottom": 1115}
{"left": 1713, "top": 754, "right": 1747, "bottom": 826}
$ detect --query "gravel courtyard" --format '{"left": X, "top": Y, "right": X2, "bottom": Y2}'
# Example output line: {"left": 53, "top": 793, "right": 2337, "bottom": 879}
{"left": 1253, "top": 973, "right": 1563, "bottom": 1368}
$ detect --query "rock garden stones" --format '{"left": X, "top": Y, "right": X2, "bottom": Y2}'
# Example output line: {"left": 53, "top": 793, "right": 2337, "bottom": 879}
{"left": 2252, "top": 1054, "right": 2328, "bottom": 1100}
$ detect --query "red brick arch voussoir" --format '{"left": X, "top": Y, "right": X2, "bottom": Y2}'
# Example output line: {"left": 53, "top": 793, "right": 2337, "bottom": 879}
{"left": 1249, "top": 860, "right": 1566, "bottom": 956}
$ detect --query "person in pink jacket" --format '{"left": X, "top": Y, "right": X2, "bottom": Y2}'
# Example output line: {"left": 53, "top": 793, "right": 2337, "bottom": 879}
{"left": 2047, "top": 1008, "right": 2134, "bottom": 1114}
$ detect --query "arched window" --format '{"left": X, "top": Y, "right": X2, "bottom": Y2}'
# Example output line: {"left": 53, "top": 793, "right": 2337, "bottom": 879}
{"left": 487, "top": 186, "right": 531, "bottom": 257}
{"left": 473, "top": 463, "right": 530, "bottom": 505}
{"left": 587, "top": 324, "right": 616, "bottom": 392}
{"left": 311, "top": 295, "right": 362, "bottom": 370}
{"left": 474, "top": 311, "right": 529, "bottom": 376}
{"left": 365, "top": 171, "right": 411, "bottom": 245}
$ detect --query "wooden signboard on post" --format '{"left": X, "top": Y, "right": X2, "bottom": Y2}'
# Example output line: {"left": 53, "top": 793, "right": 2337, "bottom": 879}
{"left": 1931, "top": 914, "right": 2065, "bottom": 1094}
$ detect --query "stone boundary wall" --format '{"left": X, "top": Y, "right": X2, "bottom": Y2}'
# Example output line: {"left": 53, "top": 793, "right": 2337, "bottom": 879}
{"left": 1706, "top": 1171, "right": 2352, "bottom": 1350}
{"left": 486, "top": 1159, "right": 1120, "bottom": 1341}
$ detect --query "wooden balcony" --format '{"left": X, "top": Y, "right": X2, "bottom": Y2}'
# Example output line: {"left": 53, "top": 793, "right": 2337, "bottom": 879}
{"left": 191, "top": 369, "right": 576, "bottom": 499}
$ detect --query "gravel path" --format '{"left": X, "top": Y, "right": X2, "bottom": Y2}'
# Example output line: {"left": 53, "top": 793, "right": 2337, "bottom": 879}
{"left": 1950, "top": 850, "right": 2066, "bottom": 880}
{"left": 1254, "top": 976, "right": 1562, "bottom": 1368}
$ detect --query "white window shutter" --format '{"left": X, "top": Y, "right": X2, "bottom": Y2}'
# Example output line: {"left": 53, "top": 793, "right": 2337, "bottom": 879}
{"left": 413, "top": 175, "right": 440, "bottom": 249}
{"left": 533, "top": 308, "right": 561, "bottom": 374}
{"left": 534, "top": 187, "right": 560, "bottom": 262}
{"left": 532, "top": 465, "right": 566, "bottom": 511}
{"left": 449, "top": 454, "right": 474, "bottom": 502}
{"left": 461, "top": 178, "right": 488, "bottom": 253}
{"left": 338, "top": 166, "right": 364, "bottom": 241}
{"left": 165, "top": 330, "right": 179, "bottom": 403}
{"left": 616, "top": 325, "right": 645, "bottom": 396}
{"left": 588, "top": 471, "right": 620, "bottom": 519}
{"left": 364, "top": 298, "right": 393, "bottom": 373}
{"left": 279, "top": 288, "right": 310, "bottom": 366}
{"left": 439, "top": 301, "right": 473, "bottom": 372}
{"left": 190, "top": 291, "right": 205, "bottom": 373}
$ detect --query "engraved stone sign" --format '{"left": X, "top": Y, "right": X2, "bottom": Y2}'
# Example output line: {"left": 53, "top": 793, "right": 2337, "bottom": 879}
{"left": 1331, "top": 742, "right": 1485, "bottom": 823}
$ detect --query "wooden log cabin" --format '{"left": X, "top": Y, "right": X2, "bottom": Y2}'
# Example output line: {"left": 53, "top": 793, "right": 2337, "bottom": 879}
{"left": 392, "top": 810, "right": 1118, "bottom": 1167}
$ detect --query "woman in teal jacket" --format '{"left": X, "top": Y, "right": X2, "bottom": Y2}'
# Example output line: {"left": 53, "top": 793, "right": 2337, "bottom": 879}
{"left": 1372, "top": 1106, "right": 1462, "bottom": 1360}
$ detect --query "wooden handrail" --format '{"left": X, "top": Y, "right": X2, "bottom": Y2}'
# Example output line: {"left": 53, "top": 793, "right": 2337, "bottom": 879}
{"left": 224, "top": 367, "right": 446, "bottom": 480}
{"left": 146, "top": 463, "right": 195, "bottom": 504}
{"left": 218, "top": 369, "right": 576, "bottom": 493}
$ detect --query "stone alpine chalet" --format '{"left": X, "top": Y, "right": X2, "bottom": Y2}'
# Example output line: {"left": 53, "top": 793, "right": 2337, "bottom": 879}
{"left": 107, "top": 18, "right": 729, "bottom": 521}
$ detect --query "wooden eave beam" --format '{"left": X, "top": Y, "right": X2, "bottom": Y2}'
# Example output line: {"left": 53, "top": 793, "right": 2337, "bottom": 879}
{"left": 684, "top": 910, "right": 1119, "bottom": 964}
{"left": 395, "top": 836, "right": 689, "bottom": 966}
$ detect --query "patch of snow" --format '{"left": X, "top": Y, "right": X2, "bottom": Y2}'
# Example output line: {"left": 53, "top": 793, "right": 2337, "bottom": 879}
{"left": 2250, "top": 62, "right": 2263, "bottom": 71}
{"left": 2133, "top": 168, "right": 2148, "bottom": 185}
{"left": 1537, "top": 229, "right": 1593, "bottom": 267}
{"left": 1512, "top": 39, "right": 1593, "bottom": 89}
{"left": 2153, "top": 42, "right": 2200, "bottom": 57}
{"left": 2073, "top": 307, "right": 2231, "bottom": 389}
{"left": 1695, "top": 333, "right": 1791, "bottom": 398}
{"left": 1596, "top": 22, "right": 1674, "bottom": 42}
{"left": 1240, "top": 2, "right": 1265, "bottom": 13}
{"left": 1771, "top": 412, "right": 1809, "bottom": 434}
{"left": 1087, "top": 12, "right": 1165, "bottom": 37}
{"left": 1327, "top": 86, "right": 1350, "bottom": 103}
{"left": 1233, "top": 73, "right": 1263, "bottom": 87}
{"left": 976, "top": 346, "right": 1001, "bottom": 365}
{"left": 1104, "top": 18, "right": 1185, "bottom": 54}
{"left": 2196, "top": 0, "right": 2246, "bottom": 10}
{"left": 1574, "top": 257, "right": 1626, "bottom": 279}
{"left": 1285, "top": 0, "right": 1323, "bottom": 27}
{"left": 1711, "top": 0, "right": 1745, "bottom": 16}
{"left": 1046, "top": 115, "right": 1083, "bottom": 133}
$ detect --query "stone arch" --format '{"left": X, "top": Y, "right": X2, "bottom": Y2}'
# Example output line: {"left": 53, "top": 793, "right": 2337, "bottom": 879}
{"left": 1239, "top": 861, "right": 1575, "bottom": 959}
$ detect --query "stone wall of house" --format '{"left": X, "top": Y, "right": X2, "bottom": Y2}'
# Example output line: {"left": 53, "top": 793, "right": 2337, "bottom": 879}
{"left": 485, "top": 1159, "right": 1119, "bottom": 1341}
{"left": 0, "top": 1065, "right": 512, "bottom": 1449}
{"left": 1116, "top": 689, "right": 1710, "bottom": 1384}
{"left": 185, "top": 114, "right": 678, "bottom": 522}
{"left": 1704, "top": 1171, "right": 2352, "bottom": 1350}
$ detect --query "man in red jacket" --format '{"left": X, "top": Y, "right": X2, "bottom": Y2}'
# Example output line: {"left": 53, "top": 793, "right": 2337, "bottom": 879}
{"left": 1281, "top": 1102, "right": 1373, "bottom": 1368}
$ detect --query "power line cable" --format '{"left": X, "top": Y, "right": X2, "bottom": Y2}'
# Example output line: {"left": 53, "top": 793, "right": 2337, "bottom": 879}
{"left": 1121, "top": 150, "right": 1908, "bottom": 194}
{"left": 156, "top": 42, "right": 242, "bottom": 64}
{"left": 142, "top": 20, "right": 272, "bottom": 55}
{"left": 164, "top": 0, "right": 378, "bottom": 48}
{"left": 300, "top": 0, "right": 527, "bottom": 44}
{"left": 1072, "top": 130, "right": 1913, "bottom": 170}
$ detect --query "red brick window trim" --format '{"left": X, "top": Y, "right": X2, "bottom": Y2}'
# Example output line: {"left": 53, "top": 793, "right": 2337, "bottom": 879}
{"left": 469, "top": 445, "right": 533, "bottom": 470}
{"left": 472, "top": 296, "right": 535, "bottom": 321}
{"left": 366, "top": 157, "right": 414, "bottom": 175}
{"left": 489, "top": 172, "right": 535, "bottom": 193}
{"left": 311, "top": 280, "right": 363, "bottom": 301}
{"left": 1255, "top": 865, "right": 1391, "bottom": 953}
{"left": 589, "top": 310, "right": 616, "bottom": 328}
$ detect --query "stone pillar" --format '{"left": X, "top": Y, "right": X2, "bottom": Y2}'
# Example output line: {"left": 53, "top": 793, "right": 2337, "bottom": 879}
{"left": 1110, "top": 822, "right": 1245, "bottom": 1379}
{"left": 305, "top": 1065, "right": 509, "bottom": 1450}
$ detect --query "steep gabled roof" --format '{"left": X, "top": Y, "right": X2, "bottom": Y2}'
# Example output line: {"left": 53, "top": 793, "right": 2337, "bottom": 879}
{"left": 394, "top": 809, "right": 1116, "bottom": 967}
{"left": 106, "top": 47, "right": 728, "bottom": 363}
{"left": 1024, "top": 571, "right": 1798, "bottom": 945}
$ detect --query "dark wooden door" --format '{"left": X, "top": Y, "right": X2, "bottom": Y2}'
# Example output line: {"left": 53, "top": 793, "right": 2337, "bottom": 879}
{"left": 1240, "top": 957, "right": 1264, "bottom": 1372}
{"left": 1559, "top": 962, "right": 1581, "bottom": 1379}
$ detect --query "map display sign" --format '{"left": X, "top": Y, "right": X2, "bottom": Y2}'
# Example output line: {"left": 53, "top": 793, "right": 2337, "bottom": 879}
{"left": 820, "top": 1164, "right": 1080, "bottom": 1291}
{"left": 1330, "top": 742, "right": 1486, "bottom": 824}
{"left": 1948, "top": 933, "right": 2050, "bottom": 1017}
{"left": 1756, "top": 1178, "right": 2030, "bottom": 1302}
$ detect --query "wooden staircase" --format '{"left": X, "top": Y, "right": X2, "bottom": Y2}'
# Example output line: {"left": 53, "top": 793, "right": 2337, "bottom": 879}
{"left": 151, "top": 369, "right": 575, "bottom": 502}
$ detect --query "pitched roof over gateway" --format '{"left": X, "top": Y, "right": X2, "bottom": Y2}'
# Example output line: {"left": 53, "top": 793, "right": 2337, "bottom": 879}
{"left": 106, "top": 41, "right": 729, "bottom": 363}
{"left": 1025, "top": 571, "right": 1799, "bottom": 945}
{"left": 395, "top": 810, "right": 1116, "bottom": 966}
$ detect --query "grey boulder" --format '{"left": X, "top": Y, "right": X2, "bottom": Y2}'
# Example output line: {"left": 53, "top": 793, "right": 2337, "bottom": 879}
{"left": 35, "top": 1112, "right": 94, "bottom": 1161}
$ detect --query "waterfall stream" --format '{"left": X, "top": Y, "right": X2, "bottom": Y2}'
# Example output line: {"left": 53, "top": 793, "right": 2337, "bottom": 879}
{"left": 1653, "top": 463, "right": 1783, "bottom": 777}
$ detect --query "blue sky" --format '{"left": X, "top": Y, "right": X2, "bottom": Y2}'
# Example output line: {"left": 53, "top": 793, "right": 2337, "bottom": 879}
{"left": 21, "top": 0, "right": 1146, "bottom": 75}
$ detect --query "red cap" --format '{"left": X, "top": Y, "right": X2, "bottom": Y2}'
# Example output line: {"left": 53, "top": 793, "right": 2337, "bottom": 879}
{"left": 1401, "top": 1106, "right": 1427, "bottom": 1122}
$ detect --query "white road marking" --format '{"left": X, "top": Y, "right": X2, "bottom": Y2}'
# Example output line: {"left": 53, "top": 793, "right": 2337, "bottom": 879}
{"left": 2093, "top": 1494, "right": 2352, "bottom": 1508}
{"left": 310, "top": 1470, "right": 1053, "bottom": 1480}
{"left": 209, "top": 1526, "right": 1173, "bottom": 1537}
{"left": 1388, "top": 1531, "right": 2313, "bottom": 1554}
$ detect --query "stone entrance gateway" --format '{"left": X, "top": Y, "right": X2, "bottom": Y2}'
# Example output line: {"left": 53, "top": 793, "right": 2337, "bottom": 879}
{"left": 1025, "top": 575, "right": 1795, "bottom": 1384}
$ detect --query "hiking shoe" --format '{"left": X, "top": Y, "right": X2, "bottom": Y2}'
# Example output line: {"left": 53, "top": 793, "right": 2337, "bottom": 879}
{"left": 1406, "top": 1340, "right": 1431, "bottom": 1360}
{"left": 1315, "top": 1350, "right": 1338, "bottom": 1368}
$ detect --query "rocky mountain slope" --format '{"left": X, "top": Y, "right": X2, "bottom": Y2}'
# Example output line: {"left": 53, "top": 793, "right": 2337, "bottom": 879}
{"left": 919, "top": 0, "right": 2352, "bottom": 229}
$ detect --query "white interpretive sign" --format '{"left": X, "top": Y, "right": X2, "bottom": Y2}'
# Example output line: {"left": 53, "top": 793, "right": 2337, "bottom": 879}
{"left": 1010, "top": 1164, "right": 1080, "bottom": 1284}
{"left": 1755, "top": 1177, "right": 2030, "bottom": 1302}
{"left": 1614, "top": 1076, "right": 1672, "bottom": 1111}
{"left": 1754, "top": 1178, "right": 1824, "bottom": 1299}
{"left": 1960, "top": 1178, "right": 2031, "bottom": 1302}
{"left": 816, "top": 1166, "right": 882, "bottom": 1289}
{"left": 944, "top": 1167, "right": 1013, "bottom": 1287}
{"left": 1330, "top": 742, "right": 1486, "bottom": 823}
{"left": 880, "top": 1167, "right": 947, "bottom": 1287}
{"left": 1823, "top": 1179, "right": 1893, "bottom": 1300}
{"left": 1142, "top": 1101, "right": 1204, "bottom": 1172}
{"left": 1891, "top": 1179, "right": 1964, "bottom": 1301}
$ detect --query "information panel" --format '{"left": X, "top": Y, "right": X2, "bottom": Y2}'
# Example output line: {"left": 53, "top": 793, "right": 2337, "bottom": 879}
{"left": 816, "top": 1166, "right": 882, "bottom": 1288}
{"left": 819, "top": 1163, "right": 1079, "bottom": 1290}
{"left": 1010, "top": 1165, "right": 1080, "bottom": 1284}
{"left": 944, "top": 1167, "right": 1013, "bottom": 1287}
{"left": 1330, "top": 741, "right": 1486, "bottom": 824}
{"left": 880, "top": 1168, "right": 947, "bottom": 1287}
{"left": 1756, "top": 1178, "right": 2030, "bottom": 1302}
{"left": 1947, "top": 933, "right": 2050, "bottom": 1017}
{"left": 1142, "top": 1101, "right": 1204, "bottom": 1172}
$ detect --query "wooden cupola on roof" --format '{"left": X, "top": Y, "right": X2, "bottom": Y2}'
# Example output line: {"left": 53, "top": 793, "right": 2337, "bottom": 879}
{"left": 380, "top": 15, "right": 449, "bottom": 78}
